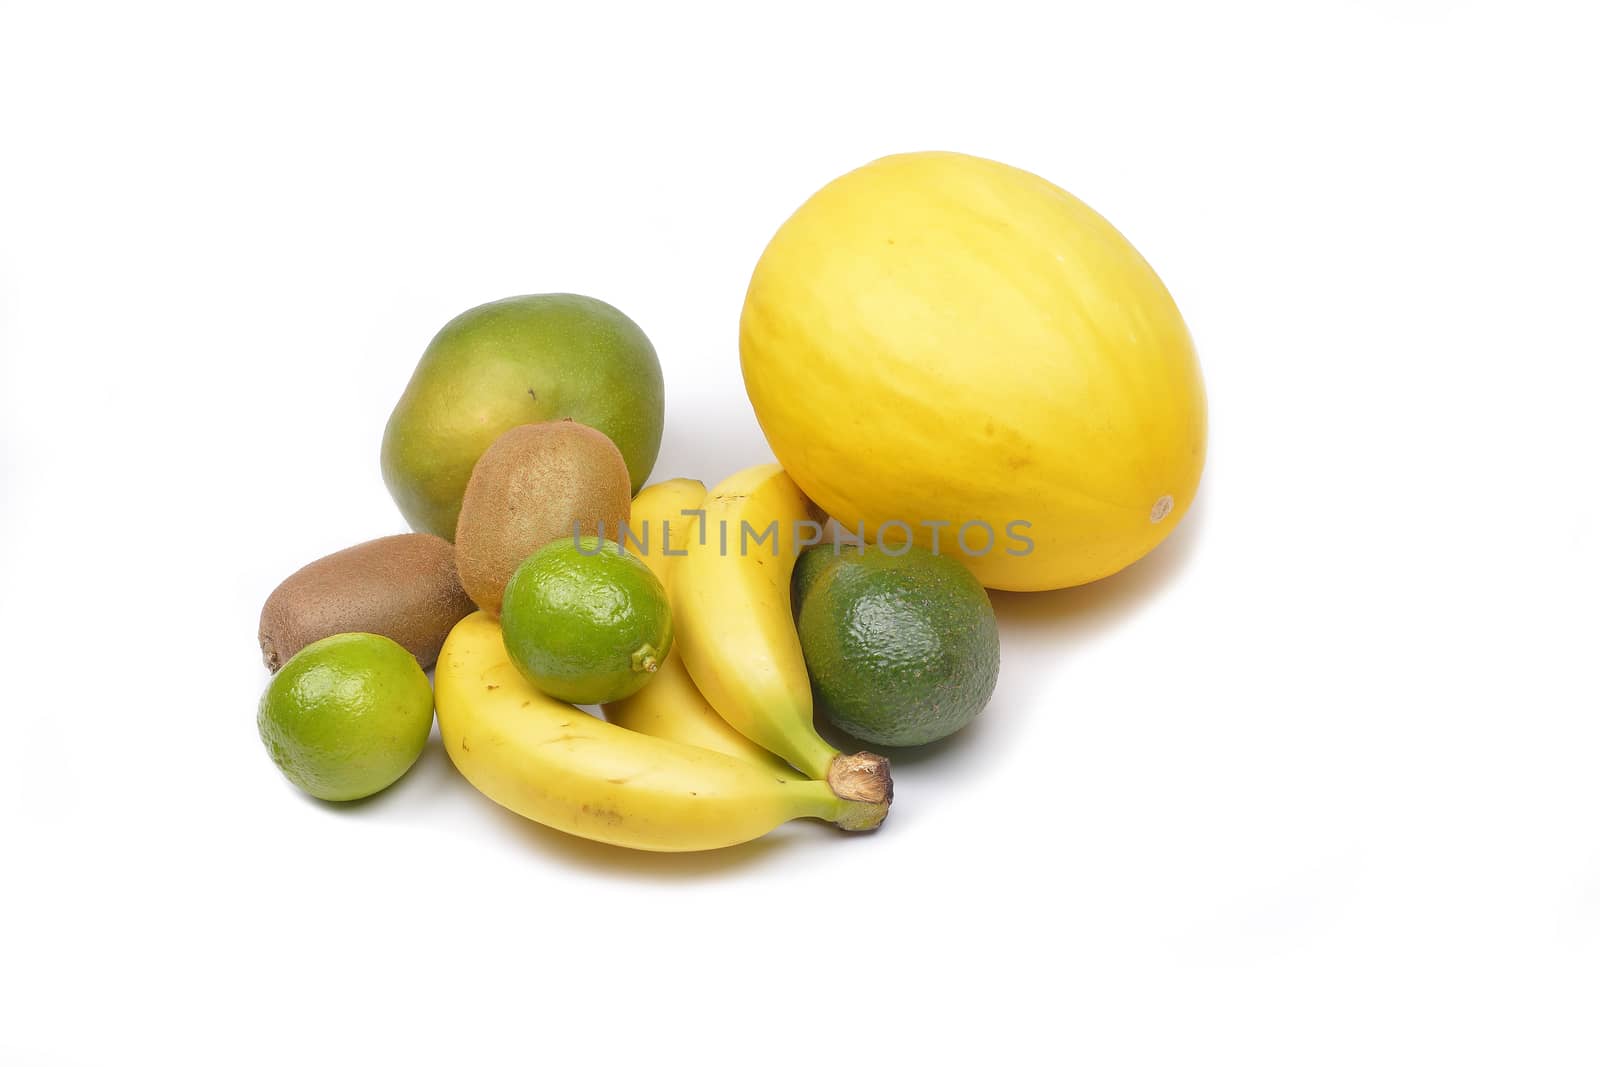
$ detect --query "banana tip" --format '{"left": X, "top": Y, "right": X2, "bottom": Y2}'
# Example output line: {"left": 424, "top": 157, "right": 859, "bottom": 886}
{"left": 828, "top": 751, "right": 893, "bottom": 807}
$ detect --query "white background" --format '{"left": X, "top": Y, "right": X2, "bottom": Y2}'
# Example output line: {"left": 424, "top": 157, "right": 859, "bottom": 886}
{"left": 2, "top": 2, "right": 1596, "bottom": 1063}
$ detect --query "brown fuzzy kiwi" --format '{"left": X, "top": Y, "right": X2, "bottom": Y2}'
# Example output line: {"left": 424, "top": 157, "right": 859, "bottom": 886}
{"left": 454, "top": 420, "right": 632, "bottom": 615}
{"left": 258, "top": 533, "right": 474, "bottom": 672}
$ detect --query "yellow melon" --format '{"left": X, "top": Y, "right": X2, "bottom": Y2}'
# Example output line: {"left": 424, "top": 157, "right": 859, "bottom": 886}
{"left": 740, "top": 151, "right": 1206, "bottom": 591}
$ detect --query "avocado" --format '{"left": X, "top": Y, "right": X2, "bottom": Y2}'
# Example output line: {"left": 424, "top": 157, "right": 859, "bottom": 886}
{"left": 795, "top": 544, "right": 1000, "bottom": 747}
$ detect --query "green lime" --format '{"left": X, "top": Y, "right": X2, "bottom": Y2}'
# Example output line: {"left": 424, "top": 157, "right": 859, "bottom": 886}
{"left": 501, "top": 537, "right": 673, "bottom": 704}
{"left": 796, "top": 543, "right": 999, "bottom": 747}
{"left": 257, "top": 632, "right": 434, "bottom": 801}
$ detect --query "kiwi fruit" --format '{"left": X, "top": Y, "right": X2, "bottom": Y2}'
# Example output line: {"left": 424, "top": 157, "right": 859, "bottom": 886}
{"left": 258, "top": 533, "right": 474, "bottom": 672}
{"left": 454, "top": 420, "right": 631, "bottom": 615}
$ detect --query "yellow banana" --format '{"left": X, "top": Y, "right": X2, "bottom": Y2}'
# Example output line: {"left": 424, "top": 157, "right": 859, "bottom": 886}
{"left": 672, "top": 464, "right": 892, "bottom": 806}
{"left": 605, "top": 653, "right": 798, "bottom": 780}
{"left": 617, "top": 478, "right": 708, "bottom": 589}
{"left": 605, "top": 479, "right": 796, "bottom": 779}
{"left": 436, "top": 612, "right": 888, "bottom": 851}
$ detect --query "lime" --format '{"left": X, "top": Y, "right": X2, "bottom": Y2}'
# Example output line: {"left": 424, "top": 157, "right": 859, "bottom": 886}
{"left": 796, "top": 544, "right": 999, "bottom": 747}
{"left": 501, "top": 537, "right": 673, "bottom": 704}
{"left": 257, "top": 632, "right": 434, "bottom": 801}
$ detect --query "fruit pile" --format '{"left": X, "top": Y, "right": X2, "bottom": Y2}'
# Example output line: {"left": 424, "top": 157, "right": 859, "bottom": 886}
{"left": 254, "top": 151, "right": 1207, "bottom": 852}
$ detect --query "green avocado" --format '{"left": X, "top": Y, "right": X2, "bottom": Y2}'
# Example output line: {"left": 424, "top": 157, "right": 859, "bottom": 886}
{"left": 795, "top": 543, "right": 1000, "bottom": 748}
{"left": 382, "top": 294, "right": 665, "bottom": 539}
{"left": 790, "top": 539, "right": 842, "bottom": 610}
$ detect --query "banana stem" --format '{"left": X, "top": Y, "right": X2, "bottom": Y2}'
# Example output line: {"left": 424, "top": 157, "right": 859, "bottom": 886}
{"left": 790, "top": 778, "right": 890, "bottom": 833}
{"left": 834, "top": 799, "right": 891, "bottom": 832}
{"left": 827, "top": 752, "right": 893, "bottom": 806}
{"left": 786, "top": 730, "right": 845, "bottom": 781}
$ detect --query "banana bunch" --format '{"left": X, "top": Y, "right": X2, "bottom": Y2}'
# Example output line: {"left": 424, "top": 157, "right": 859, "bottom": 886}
{"left": 435, "top": 468, "right": 893, "bottom": 852}
{"left": 669, "top": 465, "right": 892, "bottom": 803}
{"left": 603, "top": 478, "right": 797, "bottom": 781}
